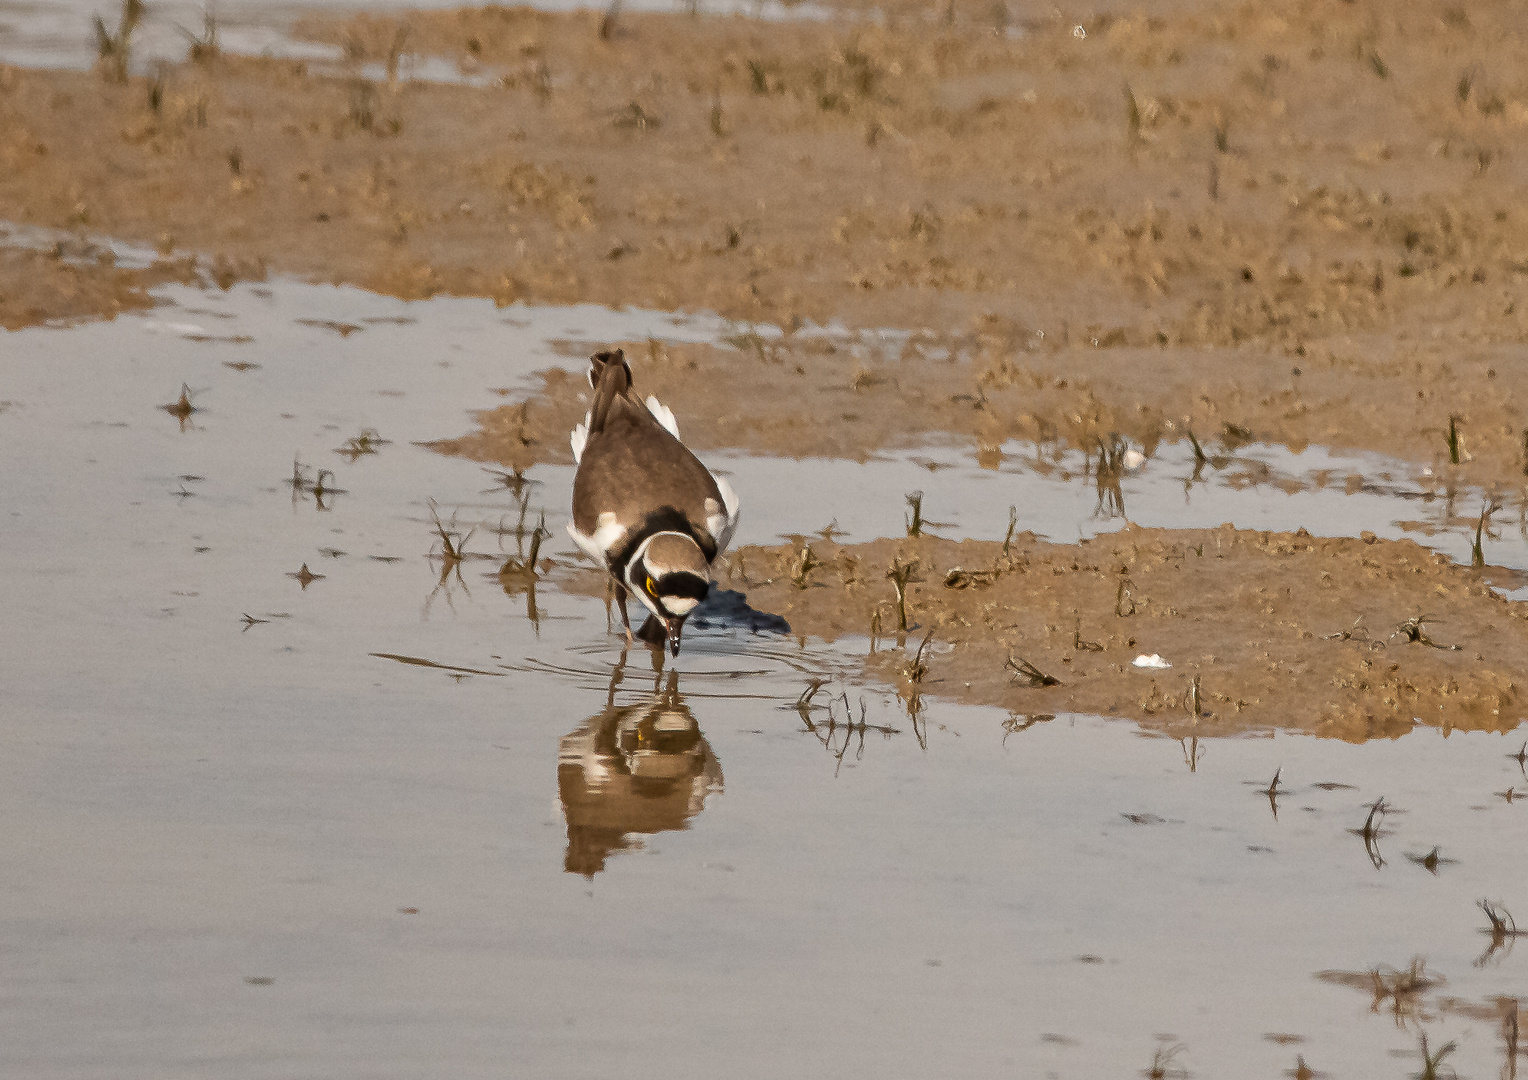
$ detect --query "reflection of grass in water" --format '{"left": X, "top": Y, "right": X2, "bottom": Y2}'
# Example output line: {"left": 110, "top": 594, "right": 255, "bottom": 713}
{"left": 1142, "top": 1041, "right": 1187, "bottom": 1080}
{"left": 161, "top": 383, "right": 195, "bottom": 423}
{"left": 1476, "top": 899, "right": 1528, "bottom": 968}
{"left": 335, "top": 427, "right": 388, "bottom": 458}
{"left": 1416, "top": 1031, "right": 1456, "bottom": 1080}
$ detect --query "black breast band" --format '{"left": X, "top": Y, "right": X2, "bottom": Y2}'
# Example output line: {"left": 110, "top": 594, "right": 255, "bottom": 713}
{"left": 607, "top": 506, "right": 717, "bottom": 579}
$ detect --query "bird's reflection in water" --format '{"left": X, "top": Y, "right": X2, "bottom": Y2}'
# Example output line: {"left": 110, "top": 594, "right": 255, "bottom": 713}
{"left": 557, "top": 652, "right": 722, "bottom": 877}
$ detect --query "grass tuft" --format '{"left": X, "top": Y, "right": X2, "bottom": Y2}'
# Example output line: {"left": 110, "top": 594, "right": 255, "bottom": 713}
{"left": 905, "top": 491, "right": 924, "bottom": 537}
{"left": 1007, "top": 654, "right": 1060, "bottom": 687}
{"left": 178, "top": 4, "right": 219, "bottom": 63}
{"left": 886, "top": 557, "right": 917, "bottom": 631}
{"left": 94, "top": 0, "right": 144, "bottom": 83}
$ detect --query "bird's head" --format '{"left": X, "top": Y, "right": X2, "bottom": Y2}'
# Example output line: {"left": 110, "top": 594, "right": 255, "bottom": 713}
{"left": 630, "top": 533, "right": 711, "bottom": 656}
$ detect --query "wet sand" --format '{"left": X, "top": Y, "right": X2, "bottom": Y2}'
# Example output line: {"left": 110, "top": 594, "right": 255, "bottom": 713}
{"left": 3, "top": 0, "right": 1528, "bottom": 483}
{"left": 703, "top": 527, "right": 1528, "bottom": 740}
{"left": 0, "top": 241, "right": 198, "bottom": 328}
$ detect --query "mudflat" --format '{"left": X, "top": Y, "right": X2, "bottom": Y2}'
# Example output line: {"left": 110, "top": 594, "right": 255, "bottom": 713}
{"left": 2, "top": 0, "right": 1527, "bottom": 483}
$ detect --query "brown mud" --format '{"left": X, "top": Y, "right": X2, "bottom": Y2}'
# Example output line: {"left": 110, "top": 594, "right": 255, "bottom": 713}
{"left": 2, "top": 1, "right": 1528, "bottom": 482}
{"left": 564, "top": 526, "right": 1528, "bottom": 741}
{"left": 0, "top": 242, "right": 197, "bottom": 328}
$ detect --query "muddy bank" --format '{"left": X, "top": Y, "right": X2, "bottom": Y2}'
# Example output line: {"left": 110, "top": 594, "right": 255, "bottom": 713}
{"left": 437, "top": 331, "right": 1528, "bottom": 491}
{"left": 3, "top": 0, "right": 1528, "bottom": 479}
{"left": 0, "top": 241, "right": 198, "bottom": 328}
{"left": 638, "top": 526, "right": 1528, "bottom": 740}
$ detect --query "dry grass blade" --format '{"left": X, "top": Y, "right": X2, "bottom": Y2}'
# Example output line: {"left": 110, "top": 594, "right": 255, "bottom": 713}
{"left": 1349, "top": 796, "right": 1392, "bottom": 869}
{"left": 943, "top": 566, "right": 998, "bottom": 589}
{"left": 1185, "top": 674, "right": 1203, "bottom": 718}
{"left": 94, "top": 0, "right": 144, "bottom": 82}
{"left": 886, "top": 557, "right": 918, "bottom": 631}
{"left": 1391, "top": 614, "right": 1462, "bottom": 650}
{"left": 1417, "top": 1032, "right": 1456, "bottom": 1080}
{"left": 1007, "top": 654, "right": 1060, "bottom": 687}
{"left": 1472, "top": 499, "right": 1502, "bottom": 569}
{"left": 1503, "top": 1002, "right": 1520, "bottom": 1080}
{"left": 177, "top": 4, "right": 219, "bottom": 62}
{"left": 598, "top": 0, "right": 620, "bottom": 40}
{"left": 1480, "top": 900, "right": 1526, "bottom": 939}
{"left": 794, "top": 678, "right": 828, "bottom": 725}
{"left": 428, "top": 500, "right": 475, "bottom": 563}
{"left": 904, "top": 490, "right": 925, "bottom": 537}
{"left": 902, "top": 629, "right": 933, "bottom": 683}
{"left": 613, "top": 101, "right": 659, "bottom": 131}
{"left": 790, "top": 545, "right": 822, "bottom": 589}
{"left": 1115, "top": 577, "right": 1137, "bottom": 617}
{"left": 1363, "top": 957, "right": 1439, "bottom": 1025}
{"left": 499, "top": 511, "right": 550, "bottom": 579}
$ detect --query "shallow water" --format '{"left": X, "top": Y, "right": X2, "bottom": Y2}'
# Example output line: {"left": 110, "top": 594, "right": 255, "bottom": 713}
{"left": 0, "top": 0, "right": 834, "bottom": 73}
{"left": 3, "top": 274, "right": 1526, "bottom": 1077}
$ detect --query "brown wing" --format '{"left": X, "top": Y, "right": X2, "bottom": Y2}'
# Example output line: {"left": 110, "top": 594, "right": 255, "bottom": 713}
{"left": 572, "top": 393, "right": 724, "bottom": 546}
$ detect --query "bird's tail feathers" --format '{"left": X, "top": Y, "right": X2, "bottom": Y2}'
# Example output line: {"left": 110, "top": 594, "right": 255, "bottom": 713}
{"left": 587, "top": 349, "right": 630, "bottom": 389}
{"left": 587, "top": 350, "right": 631, "bottom": 436}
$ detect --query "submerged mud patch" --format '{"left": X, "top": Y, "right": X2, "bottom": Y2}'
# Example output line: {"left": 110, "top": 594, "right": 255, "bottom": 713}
{"left": 0, "top": 241, "right": 199, "bottom": 328}
{"left": 712, "top": 527, "right": 1528, "bottom": 740}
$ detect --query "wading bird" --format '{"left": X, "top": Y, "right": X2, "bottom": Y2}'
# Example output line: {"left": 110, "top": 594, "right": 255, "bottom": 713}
{"left": 567, "top": 350, "right": 739, "bottom": 656}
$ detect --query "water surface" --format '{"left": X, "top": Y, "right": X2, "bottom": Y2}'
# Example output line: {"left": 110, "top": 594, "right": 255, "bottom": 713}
{"left": 2, "top": 274, "right": 1525, "bottom": 1078}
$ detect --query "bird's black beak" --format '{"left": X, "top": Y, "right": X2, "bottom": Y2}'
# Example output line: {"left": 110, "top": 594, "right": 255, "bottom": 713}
{"left": 665, "top": 617, "right": 684, "bottom": 657}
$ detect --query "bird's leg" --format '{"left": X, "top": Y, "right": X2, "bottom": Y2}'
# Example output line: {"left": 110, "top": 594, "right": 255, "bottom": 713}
{"left": 614, "top": 581, "right": 634, "bottom": 643}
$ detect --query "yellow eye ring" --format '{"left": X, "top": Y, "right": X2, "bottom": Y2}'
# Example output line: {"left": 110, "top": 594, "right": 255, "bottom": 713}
{"left": 645, "top": 575, "right": 658, "bottom": 596}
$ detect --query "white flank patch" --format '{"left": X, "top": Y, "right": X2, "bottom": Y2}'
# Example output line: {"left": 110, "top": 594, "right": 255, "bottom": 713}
{"left": 565, "top": 523, "right": 605, "bottom": 564}
{"left": 710, "top": 476, "right": 741, "bottom": 555}
{"left": 645, "top": 396, "right": 680, "bottom": 441}
{"left": 570, "top": 411, "right": 591, "bottom": 464}
{"left": 1131, "top": 654, "right": 1172, "bottom": 669}
{"left": 591, "top": 512, "right": 627, "bottom": 555}
{"left": 567, "top": 512, "right": 626, "bottom": 564}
